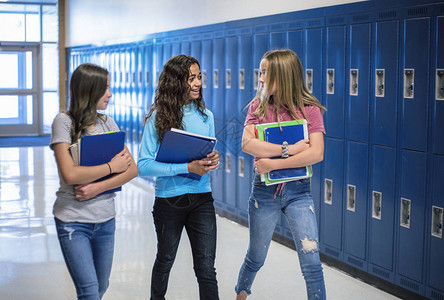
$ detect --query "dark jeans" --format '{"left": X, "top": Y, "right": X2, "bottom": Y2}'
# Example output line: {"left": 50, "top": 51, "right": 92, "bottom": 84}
{"left": 151, "top": 192, "right": 219, "bottom": 300}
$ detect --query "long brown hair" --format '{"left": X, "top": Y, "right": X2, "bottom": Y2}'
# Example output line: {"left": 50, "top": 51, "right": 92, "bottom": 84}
{"left": 68, "top": 63, "right": 108, "bottom": 142}
{"left": 146, "top": 55, "right": 207, "bottom": 142}
{"left": 253, "top": 49, "right": 325, "bottom": 122}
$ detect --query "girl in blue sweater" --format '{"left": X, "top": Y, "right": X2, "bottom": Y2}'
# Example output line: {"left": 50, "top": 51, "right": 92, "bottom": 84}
{"left": 137, "top": 55, "right": 220, "bottom": 300}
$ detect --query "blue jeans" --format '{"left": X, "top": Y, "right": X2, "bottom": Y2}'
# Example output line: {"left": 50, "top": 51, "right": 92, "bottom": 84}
{"left": 235, "top": 176, "right": 326, "bottom": 300}
{"left": 151, "top": 192, "right": 219, "bottom": 300}
{"left": 55, "top": 218, "right": 115, "bottom": 300}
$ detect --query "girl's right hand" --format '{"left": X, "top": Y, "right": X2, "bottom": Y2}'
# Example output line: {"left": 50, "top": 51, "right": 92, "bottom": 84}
{"left": 188, "top": 156, "right": 219, "bottom": 176}
{"left": 289, "top": 139, "right": 310, "bottom": 156}
{"left": 109, "top": 149, "right": 132, "bottom": 174}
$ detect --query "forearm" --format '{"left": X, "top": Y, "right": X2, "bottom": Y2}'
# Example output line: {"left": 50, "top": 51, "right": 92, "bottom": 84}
{"left": 242, "top": 138, "right": 283, "bottom": 158}
{"left": 95, "top": 163, "right": 138, "bottom": 193}
{"left": 64, "top": 164, "right": 112, "bottom": 185}
{"left": 137, "top": 158, "right": 188, "bottom": 177}
{"left": 271, "top": 147, "right": 324, "bottom": 171}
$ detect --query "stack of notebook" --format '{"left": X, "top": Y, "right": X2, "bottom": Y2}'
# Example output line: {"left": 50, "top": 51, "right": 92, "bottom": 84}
{"left": 255, "top": 120, "right": 312, "bottom": 186}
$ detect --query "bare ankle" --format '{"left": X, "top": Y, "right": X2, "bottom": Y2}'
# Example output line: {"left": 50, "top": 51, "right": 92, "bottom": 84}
{"left": 236, "top": 291, "right": 248, "bottom": 300}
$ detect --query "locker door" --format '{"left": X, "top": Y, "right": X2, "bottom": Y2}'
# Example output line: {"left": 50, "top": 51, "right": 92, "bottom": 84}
{"left": 325, "top": 26, "right": 346, "bottom": 139}
{"left": 433, "top": 16, "right": 444, "bottom": 155}
{"left": 201, "top": 38, "right": 213, "bottom": 111}
{"left": 321, "top": 138, "right": 344, "bottom": 259}
{"left": 398, "top": 150, "right": 427, "bottom": 293}
{"left": 191, "top": 39, "right": 202, "bottom": 63}
{"left": 348, "top": 23, "right": 371, "bottom": 142}
{"left": 428, "top": 154, "right": 444, "bottom": 295}
{"left": 212, "top": 35, "right": 225, "bottom": 207}
{"left": 155, "top": 43, "right": 163, "bottom": 90}
{"left": 162, "top": 41, "right": 172, "bottom": 67}
{"left": 181, "top": 39, "right": 191, "bottom": 55}
{"left": 369, "top": 145, "right": 396, "bottom": 281}
{"left": 143, "top": 44, "right": 153, "bottom": 110}
{"left": 344, "top": 142, "right": 368, "bottom": 267}
{"left": 270, "top": 29, "right": 286, "bottom": 49}
{"left": 373, "top": 20, "right": 399, "bottom": 147}
{"left": 236, "top": 32, "right": 253, "bottom": 219}
{"left": 224, "top": 34, "right": 238, "bottom": 211}
{"left": 287, "top": 29, "right": 303, "bottom": 60}
{"left": 402, "top": 18, "right": 430, "bottom": 152}
{"left": 172, "top": 38, "right": 180, "bottom": 57}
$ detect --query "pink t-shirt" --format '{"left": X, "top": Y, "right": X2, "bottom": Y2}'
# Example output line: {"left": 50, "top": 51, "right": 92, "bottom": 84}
{"left": 244, "top": 98, "right": 326, "bottom": 135}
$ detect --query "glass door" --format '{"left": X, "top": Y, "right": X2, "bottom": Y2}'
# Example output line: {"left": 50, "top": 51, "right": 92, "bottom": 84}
{"left": 0, "top": 44, "right": 40, "bottom": 136}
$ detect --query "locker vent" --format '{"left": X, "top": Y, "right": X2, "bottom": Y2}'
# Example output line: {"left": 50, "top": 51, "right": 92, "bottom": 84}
{"left": 325, "top": 247, "right": 340, "bottom": 258}
{"left": 329, "top": 16, "right": 345, "bottom": 24}
{"left": 372, "top": 266, "right": 390, "bottom": 279}
{"left": 379, "top": 11, "right": 397, "bottom": 19}
{"left": 308, "top": 20, "right": 322, "bottom": 27}
{"left": 352, "top": 14, "right": 370, "bottom": 22}
{"left": 347, "top": 256, "right": 363, "bottom": 268}
{"left": 431, "top": 290, "right": 444, "bottom": 300}
{"left": 400, "top": 277, "right": 420, "bottom": 292}
{"left": 408, "top": 7, "right": 428, "bottom": 16}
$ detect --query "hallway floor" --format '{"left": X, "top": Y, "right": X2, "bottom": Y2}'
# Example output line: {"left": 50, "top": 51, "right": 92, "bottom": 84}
{"left": 0, "top": 146, "right": 401, "bottom": 299}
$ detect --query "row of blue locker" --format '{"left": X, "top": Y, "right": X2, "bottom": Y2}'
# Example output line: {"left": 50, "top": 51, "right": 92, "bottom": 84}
{"left": 67, "top": 1, "right": 444, "bottom": 298}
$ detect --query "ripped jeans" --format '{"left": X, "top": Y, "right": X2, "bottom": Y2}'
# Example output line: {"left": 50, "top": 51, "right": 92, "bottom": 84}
{"left": 54, "top": 217, "right": 115, "bottom": 300}
{"left": 235, "top": 176, "right": 326, "bottom": 300}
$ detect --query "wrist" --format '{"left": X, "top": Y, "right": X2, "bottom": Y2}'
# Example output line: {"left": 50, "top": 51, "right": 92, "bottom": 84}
{"left": 106, "top": 162, "right": 113, "bottom": 175}
{"left": 281, "top": 141, "right": 289, "bottom": 158}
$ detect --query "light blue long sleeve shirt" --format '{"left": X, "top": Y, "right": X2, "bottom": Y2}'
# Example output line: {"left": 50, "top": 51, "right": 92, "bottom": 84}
{"left": 137, "top": 103, "right": 215, "bottom": 198}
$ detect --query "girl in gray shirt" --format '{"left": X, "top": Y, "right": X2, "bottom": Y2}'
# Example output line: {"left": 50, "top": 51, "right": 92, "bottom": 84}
{"left": 50, "top": 63, "right": 138, "bottom": 299}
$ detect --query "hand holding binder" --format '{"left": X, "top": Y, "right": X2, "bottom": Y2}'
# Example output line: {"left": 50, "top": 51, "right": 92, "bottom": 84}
{"left": 155, "top": 128, "right": 217, "bottom": 180}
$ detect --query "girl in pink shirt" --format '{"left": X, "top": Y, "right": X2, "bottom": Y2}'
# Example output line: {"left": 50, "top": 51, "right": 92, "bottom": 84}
{"left": 235, "top": 49, "right": 327, "bottom": 300}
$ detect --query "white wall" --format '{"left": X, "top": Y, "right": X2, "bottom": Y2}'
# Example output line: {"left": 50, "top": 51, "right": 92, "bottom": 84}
{"left": 66, "top": 0, "right": 366, "bottom": 47}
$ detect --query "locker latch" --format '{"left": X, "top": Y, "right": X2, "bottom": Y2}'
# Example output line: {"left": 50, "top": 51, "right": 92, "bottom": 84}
{"left": 372, "top": 191, "right": 382, "bottom": 220}
{"left": 239, "top": 69, "right": 245, "bottom": 90}
{"left": 213, "top": 69, "right": 219, "bottom": 89}
{"left": 404, "top": 69, "right": 414, "bottom": 99}
{"left": 254, "top": 69, "right": 259, "bottom": 90}
{"left": 226, "top": 69, "right": 232, "bottom": 89}
{"left": 306, "top": 69, "right": 313, "bottom": 93}
{"left": 375, "top": 69, "right": 385, "bottom": 97}
{"left": 436, "top": 69, "right": 444, "bottom": 101}
{"left": 238, "top": 156, "right": 245, "bottom": 177}
{"left": 347, "top": 184, "right": 356, "bottom": 212}
{"left": 324, "top": 179, "right": 333, "bottom": 205}
{"left": 432, "top": 206, "right": 443, "bottom": 238}
{"left": 202, "top": 70, "right": 207, "bottom": 89}
{"left": 400, "top": 198, "right": 411, "bottom": 229}
{"left": 350, "top": 69, "right": 359, "bottom": 96}
{"left": 225, "top": 153, "right": 231, "bottom": 173}
{"left": 326, "top": 69, "right": 335, "bottom": 94}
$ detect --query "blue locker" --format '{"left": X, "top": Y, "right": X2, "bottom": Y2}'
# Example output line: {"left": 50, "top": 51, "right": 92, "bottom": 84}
{"left": 181, "top": 36, "right": 191, "bottom": 55}
{"left": 270, "top": 28, "right": 286, "bottom": 49}
{"left": 172, "top": 38, "right": 180, "bottom": 57}
{"left": 401, "top": 17, "right": 430, "bottom": 152}
{"left": 348, "top": 23, "right": 370, "bottom": 143}
{"left": 373, "top": 20, "right": 399, "bottom": 147}
{"left": 434, "top": 16, "right": 444, "bottom": 155}
{"left": 236, "top": 31, "right": 253, "bottom": 219}
{"left": 211, "top": 35, "right": 225, "bottom": 207}
{"left": 324, "top": 25, "right": 346, "bottom": 139}
{"left": 287, "top": 29, "right": 303, "bottom": 60}
{"left": 369, "top": 145, "right": 396, "bottom": 281}
{"left": 224, "top": 33, "right": 238, "bottom": 211}
{"left": 321, "top": 137, "right": 344, "bottom": 259}
{"left": 162, "top": 41, "right": 172, "bottom": 66}
{"left": 305, "top": 26, "right": 324, "bottom": 228}
{"left": 397, "top": 150, "right": 427, "bottom": 293}
{"left": 191, "top": 38, "right": 201, "bottom": 63}
{"left": 201, "top": 38, "right": 213, "bottom": 111}
{"left": 428, "top": 154, "right": 444, "bottom": 296}
{"left": 344, "top": 141, "right": 368, "bottom": 267}
{"left": 155, "top": 42, "right": 163, "bottom": 90}
{"left": 143, "top": 44, "right": 153, "bottom": 110}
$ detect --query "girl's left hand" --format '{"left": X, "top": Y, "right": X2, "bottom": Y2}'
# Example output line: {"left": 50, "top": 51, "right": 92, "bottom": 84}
{"left": 74, "top": 182, "right": 102, "bottom": 201}
{"left": 255, "top": 158, "right": 274, "bottom": 175}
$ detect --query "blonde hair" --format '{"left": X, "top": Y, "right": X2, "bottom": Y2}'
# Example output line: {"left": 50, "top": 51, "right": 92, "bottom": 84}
{"left": 253, "top": 49, "right": 325, "bottom": 122}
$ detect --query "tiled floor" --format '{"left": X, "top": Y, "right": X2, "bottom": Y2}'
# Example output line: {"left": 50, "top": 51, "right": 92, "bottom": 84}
{"left": 0, "top": 146, "right": 401, "bottom": 299}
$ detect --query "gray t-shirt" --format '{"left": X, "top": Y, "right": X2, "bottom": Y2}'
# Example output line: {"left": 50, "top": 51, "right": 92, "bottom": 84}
{"left": 50, "top": 112, "right": 120, "bottom": 223}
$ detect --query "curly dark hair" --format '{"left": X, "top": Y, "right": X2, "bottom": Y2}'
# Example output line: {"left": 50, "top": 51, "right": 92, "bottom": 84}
{"left": 146, "top": 55, "right": 207, "bottom": 142}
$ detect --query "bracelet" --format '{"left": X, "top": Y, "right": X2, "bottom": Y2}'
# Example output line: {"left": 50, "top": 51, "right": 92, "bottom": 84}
{"left": 106, "top": 162, "right": 112, "bottom": 175}
{"left": 281, "top": 141, "right": 289, "bottom": 159}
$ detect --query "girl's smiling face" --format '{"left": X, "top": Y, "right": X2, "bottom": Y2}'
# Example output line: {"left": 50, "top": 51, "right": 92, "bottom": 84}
{"left": 188, "top": 63, "right": 202, "bottom": 100}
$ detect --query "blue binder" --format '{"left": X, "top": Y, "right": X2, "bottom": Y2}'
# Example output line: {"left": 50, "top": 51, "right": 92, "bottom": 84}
{"left": 155, "top": 128, "right": 217, "bottom": 180}
{"left": 265, "top": 125, "right": 310, "bottom": 180}
{"left": 80, "top": 131, "right": 126, "bottom": 194}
